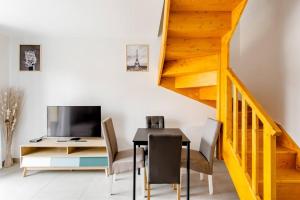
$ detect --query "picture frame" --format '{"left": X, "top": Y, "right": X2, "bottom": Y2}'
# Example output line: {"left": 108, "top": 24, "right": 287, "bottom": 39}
{"left": 20, "top": 45, "right": 41, "bottom": 71}
{"left": 126, "top": 44, "right": 149, "bottom": 72}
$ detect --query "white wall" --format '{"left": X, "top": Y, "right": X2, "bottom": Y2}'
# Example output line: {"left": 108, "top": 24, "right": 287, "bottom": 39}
{"left": 0, "top": 34, "right": 9, "bottom": 91}
{"left": 231, "top": 0, "right": 300, "bottom": 145}
{"left": 0, "top": 33, "right": 10, "bottom": 165}
{"left": 8, "top": 35, "right": 215, "bottom": 157}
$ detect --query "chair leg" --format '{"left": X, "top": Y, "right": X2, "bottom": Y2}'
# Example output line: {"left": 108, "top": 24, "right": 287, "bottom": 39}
{"left": 109, "top": 174, "right": 113, "bottom": 195}
{"left": 147, "top": 184, "right": 151, "bottom": 200}
{"left": 208, "top": 175, "right": 213, "bottom": 195}
{"left": 144, "top": 168, "right": 147, "bottom": 191}
{"left": 113, "top": 173, "right": 117, "bottom": 182}
{"left": 200, "top": 173, "right": 204, "bottom": 181}
{"left": 180, "top": 168, "right": 184, "bottom": 189}
{"left": 145, "top": 167, "right": 150, "bottom": 190}
{"left": 137, "top": 145, "right": 141, "bottom": 175}
{"left": 143, "top": 168, "right": 148, "bottom": 198}
{"left": 172, "top": 184, "right": 177, "bottom": 190}
{"left": 177, "top": 184, "right": 181, "bottom": 200}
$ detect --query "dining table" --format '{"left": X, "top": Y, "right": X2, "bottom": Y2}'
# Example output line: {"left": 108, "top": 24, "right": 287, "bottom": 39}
{"left": 132, "top": 128, "right": 191, "bottom": 200}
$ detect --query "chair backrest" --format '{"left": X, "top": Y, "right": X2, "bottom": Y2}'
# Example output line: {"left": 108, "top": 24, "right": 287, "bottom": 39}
{"left": 199, "top": 118, "right": 222, "bottom": 165}
{"left": 148, "top": 133, "right": 182, "bottom": 184}
{"left": 146, "top": 116, "right": 164, "bottom": 129}
{"left": 102, "top": 118, "right": 119, "bottom": 174}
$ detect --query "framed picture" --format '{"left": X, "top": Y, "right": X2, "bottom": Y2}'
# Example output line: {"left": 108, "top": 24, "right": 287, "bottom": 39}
{"left": 20, "top": 45, "right": 41, "bottom": 71}
{"left": 126, "top": 44, "right": 149, "bottom": 72}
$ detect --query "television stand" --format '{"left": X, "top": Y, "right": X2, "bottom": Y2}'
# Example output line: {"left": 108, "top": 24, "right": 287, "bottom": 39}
{"left": 20, "top": 137, "right": 108, "bottom": 177}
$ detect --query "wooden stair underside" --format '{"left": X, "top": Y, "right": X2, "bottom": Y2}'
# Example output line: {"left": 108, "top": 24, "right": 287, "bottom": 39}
{"left": 159, "top": 1, "right": 237, "bottom": 107}
{"left": 168, "top": 11, "right": 231, "bottom": 38}
{"left": 170, "top": 0, "right": 241, "bottom": 12}
{"left": 162, "top": 54, "right": 220, "bottom": 77}
{"left": 165, "top": 38, "right": 221, "bottom": 61}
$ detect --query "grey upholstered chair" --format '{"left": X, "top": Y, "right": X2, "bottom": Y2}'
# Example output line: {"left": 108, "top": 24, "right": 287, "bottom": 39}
{"left": 144, "top": 116, "right": 165, "bottom": 156}
{"left": 102, "top": 117, "right": 145, "bottom": 195}
{"left": 146, "top": 116, "right": 165, "bottom": 129}
{"left": 181, "top": 118, "right": 221, "bottom": 195}
{"left": 146, "top": 133, "right": 182, "bottom": 200}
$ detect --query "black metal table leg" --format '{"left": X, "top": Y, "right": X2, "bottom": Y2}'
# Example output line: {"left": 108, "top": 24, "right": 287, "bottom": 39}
{"left": 187, "top": 142, "right": 190, "bottom": 200}
{"left": 133, "top": 143, "right": 136, "bottom": 200}
{"left": 137, "top": 145, "right": 140, "bottom": 175}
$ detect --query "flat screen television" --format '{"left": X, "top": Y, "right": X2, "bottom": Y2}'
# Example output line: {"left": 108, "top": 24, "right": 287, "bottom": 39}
{"left": 47, "top": 106, "right": 101, "bottom": 137}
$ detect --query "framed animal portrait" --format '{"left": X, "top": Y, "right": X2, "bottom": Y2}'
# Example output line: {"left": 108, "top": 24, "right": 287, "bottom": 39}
{"left": 20, "top": 45, "right": 41, "bottom": 71}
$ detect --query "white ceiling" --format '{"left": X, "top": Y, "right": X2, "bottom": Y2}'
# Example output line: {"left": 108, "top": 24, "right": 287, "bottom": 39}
{"left": 0, "top": 0, "right": 164, "bottom": 38}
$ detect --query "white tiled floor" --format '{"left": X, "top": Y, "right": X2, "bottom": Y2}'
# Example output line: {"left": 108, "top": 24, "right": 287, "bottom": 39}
{"left": 0, "top": 160, "right": 238, "bottom": 200}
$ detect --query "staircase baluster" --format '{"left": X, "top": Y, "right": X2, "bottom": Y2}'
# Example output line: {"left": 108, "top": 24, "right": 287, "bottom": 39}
{"left": 263, "top": 125, "right": 277, "bottom": 200}
{"left": 233, "top": 86, "right": 239, "bottom": 153}
{"left": 251, "top": 111, "right": 259, "bottom": 196}
{"left": 241, "top": 97, "right": 248, "bottom": 172}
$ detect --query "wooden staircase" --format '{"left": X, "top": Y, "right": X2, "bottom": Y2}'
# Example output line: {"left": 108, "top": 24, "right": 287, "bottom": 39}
{"left": 157, "top": 0, "right": 300, "bottom": 199}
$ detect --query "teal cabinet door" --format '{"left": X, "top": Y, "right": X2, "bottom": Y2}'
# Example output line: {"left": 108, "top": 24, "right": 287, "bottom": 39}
{"left": 79, "top": 157, "right": 108, "bottom": 167}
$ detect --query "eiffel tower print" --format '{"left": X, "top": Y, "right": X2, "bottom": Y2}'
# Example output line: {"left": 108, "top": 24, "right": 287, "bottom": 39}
{"left": 126, "top": 44, "right": 149, "bottom": 72}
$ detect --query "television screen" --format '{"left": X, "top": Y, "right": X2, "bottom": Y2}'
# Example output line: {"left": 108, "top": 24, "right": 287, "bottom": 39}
{"left": 47, "top": 106, "right": 101, "bottom": 137}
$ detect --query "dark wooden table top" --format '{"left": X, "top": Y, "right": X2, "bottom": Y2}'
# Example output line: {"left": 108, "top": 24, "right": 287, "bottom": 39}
{"left": 133, "top": 128, "right": 190, "bottom": 145}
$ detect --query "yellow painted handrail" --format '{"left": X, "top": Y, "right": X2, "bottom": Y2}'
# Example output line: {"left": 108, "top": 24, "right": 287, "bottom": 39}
{"left": 226, "top": 68, "right": 281, "bottom": 136}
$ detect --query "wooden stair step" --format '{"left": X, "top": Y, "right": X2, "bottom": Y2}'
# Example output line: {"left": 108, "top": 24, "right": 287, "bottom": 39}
{"left": 277, "top": 182, "right": 300, "bottom": 200}
{"left": 236, "top": 108, "right": 264, "bottom": 128}
{"left": 170, "top": 0, "right": 241, "bottom": 12}
{"left": 277, "top": 168, "right": 300, "bottom": 183}
{"left": 238, "top": 111, "right": 255, "bottom": 126}
{"left": 256, "top": 169, "right": 300, "bottom": 200}
{"left": 175, "top": 71, "right": 217, "bottom": 89}
{"left": 162, "top": 54, "right": 220, "bottom": 77}
{"left": 276, "top": 169, "right": 300, "bottom": 200}
{"left": 276, "top": 146, "right": 298, "bottom": 169}
{"left": 160, "top": 77, "right": 216, "bottom": 107}
{"left": 276, "top": 124, "right": 300, "bottom": 170}
{"left": 168, "top": 11, "right": 231, "bottom": 38}
{"left": 244, "top": 146, "right": 297, "bottom": 170}
{"left": 165, "top": 38, "right": 220, "bottom": 61}
{"left": 254, "top": 165, "right": 300, "bottom": 181}
{"left": 236, "top": 129, "right": 274, "bottom": 151}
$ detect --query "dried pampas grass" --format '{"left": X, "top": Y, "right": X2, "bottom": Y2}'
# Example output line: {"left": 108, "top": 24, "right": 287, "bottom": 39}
{"left": 0, "top": 88, "right": 23, "bottom": 167}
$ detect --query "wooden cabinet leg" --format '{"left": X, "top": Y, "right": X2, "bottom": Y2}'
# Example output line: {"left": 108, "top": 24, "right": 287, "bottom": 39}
{"left": 23, "top": 168, "right": 27, "bottom": 177}
{"left": 105, "top": 168, "right": 108, "bottom": 177}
